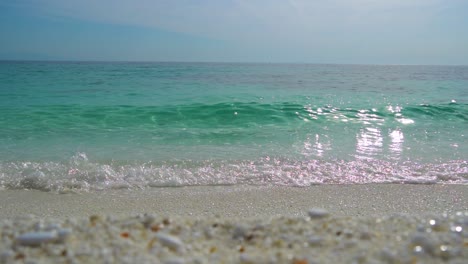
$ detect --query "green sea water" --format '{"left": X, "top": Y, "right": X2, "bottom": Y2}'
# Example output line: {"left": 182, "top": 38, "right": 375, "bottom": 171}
{"left": 0, "top": 62, "right": 466, "bottom": 191}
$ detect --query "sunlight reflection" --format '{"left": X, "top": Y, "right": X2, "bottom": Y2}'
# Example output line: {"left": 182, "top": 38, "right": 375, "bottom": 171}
{"left": 387, "top": 105, "right": 414, "bottom": 125}
{"left": 397, "top": 118, "right": 414, "bottom": 125}
{"left": 386, "top": 105, "right": 402, "bottom": 113}
{"left": 389, "top": 129, "right": 404, "bottom": 158}
{"left": 302, "top": 134, "right": 330, "bottom": 157}
{"left": 356, "top": 127, "right": 383, "bottom": 159}
{"left": 356, "top": 109, "right": 384, "bottom": 126}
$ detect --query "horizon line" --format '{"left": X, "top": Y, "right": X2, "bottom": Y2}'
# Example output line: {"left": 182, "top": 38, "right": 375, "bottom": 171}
{"left": 0, "top": 59, "right": 467, "bottom": 67}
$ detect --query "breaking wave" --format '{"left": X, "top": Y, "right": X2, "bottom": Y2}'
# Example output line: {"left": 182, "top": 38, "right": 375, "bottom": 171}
{"left": 0, "top": 153, "right": 466, "bottom": 192}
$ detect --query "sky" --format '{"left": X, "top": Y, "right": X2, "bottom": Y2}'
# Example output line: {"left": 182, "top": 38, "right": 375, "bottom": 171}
{"left": 0, "top": 0, "right": 467, "bottom": 64}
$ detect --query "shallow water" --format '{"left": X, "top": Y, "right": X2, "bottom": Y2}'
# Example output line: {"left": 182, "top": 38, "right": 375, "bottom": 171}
{"left": 0, "top": 62, "right": 466, "bottom": 191}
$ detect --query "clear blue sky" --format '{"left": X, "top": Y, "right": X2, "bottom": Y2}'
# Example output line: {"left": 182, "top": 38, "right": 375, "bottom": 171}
{"left": 1, "top": 0, "right": 467, "bottom": 64}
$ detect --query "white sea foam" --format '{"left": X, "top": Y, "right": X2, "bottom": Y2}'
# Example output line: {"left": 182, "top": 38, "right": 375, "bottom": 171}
{"left": 0, "top": 153, "right": 466, "bottom": 192}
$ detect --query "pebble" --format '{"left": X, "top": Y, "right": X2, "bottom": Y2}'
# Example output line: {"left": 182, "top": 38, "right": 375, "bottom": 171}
{"left": 156, "top": 233, "right": 185, "bottom": 252}
{"left": 163, "top": 257, "right": 186, "bottom": 264}
{"left": 380, "top": 247, "right": 397, "bottom": 263}
{"left": 0, "top": 250, "right": 14, "bottom": 262}
{"left": 0, "top": 210, "right": 466, "bottom": 263}
{"left": 307, "top": 208, "right": 329, "bottom": 219}
{"left": 232, "top": 224, "right": 249, "bottom": 239}
{"left": 239, "top": 253, "right": 255, "bottom": 264}
{"left": 16, "top": 231, "right": 58, "bottom": 246}
{"left": 409, "top": 233, "right": 435, "bottom": 255}
{"left": 307, "top": 235, "right": 323, "bottom": 246}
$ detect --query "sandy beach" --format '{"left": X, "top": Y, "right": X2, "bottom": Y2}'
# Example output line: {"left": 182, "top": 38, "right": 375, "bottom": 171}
{"left": 2, "top": 0, "right": 468, "bottom": 262}
{"left": 0, "top": 184, "right": 467, "bottom": 219}
{"left": 0, "top": 184, "right": 467, "bottom": 263}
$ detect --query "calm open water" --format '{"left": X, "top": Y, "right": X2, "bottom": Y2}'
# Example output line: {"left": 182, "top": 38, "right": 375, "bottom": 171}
{"left": 0, "top": 62, "right": 467, "bottom": 191}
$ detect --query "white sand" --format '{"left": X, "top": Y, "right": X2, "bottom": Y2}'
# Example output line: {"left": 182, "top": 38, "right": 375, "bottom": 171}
{"left": 0, "top": 184, "right": 467, "bottom": 263}
{"left": 1, "top": 184, "right": 466, "bottom": 219}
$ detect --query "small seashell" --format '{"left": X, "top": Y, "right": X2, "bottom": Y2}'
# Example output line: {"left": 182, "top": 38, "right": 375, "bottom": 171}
{"left": 156, "top": 233, "right": 184, "bottom": 252}
{"left": 308, "top": 236, "right": 323, "bottom": 246}
{"left": 409, "top": 233, "right": 435, "bottom": 254}
{"left": 141, "top": 214, "right": 156, "bottom": 228}
{"left": 14, "top": 253, "right": 25, "bottom": 260}
{"left": 292, "top": 258, "right": 308, "bottom": 264}
{"left": 209, "top": 246, "right": 217, "bottom": 253}
{"left": 238, "top": 245, "right": 245, "bottom": 252}
{"left": 151, "top": 224, "right": 161, "bottom": 232}
{"left": 89, "top": 215, "right": 100, "bottom": 226}
{"left": 16, "top": 231, "right": 58, "bottom": 246}
{"left": 233, "top": 224, "right": 248, "bottom": 239}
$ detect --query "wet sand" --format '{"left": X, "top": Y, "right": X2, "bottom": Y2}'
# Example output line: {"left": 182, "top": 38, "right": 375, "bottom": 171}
{"left": 1, "top": 184, "right": 466, "bottom": 219}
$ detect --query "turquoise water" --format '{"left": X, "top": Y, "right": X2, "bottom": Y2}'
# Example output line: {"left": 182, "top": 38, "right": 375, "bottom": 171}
{"left": 0, "top": 62, "right": 467, "bottom": 191}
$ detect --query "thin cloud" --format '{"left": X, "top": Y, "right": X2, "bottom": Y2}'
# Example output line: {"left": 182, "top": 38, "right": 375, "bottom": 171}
{"left": 3, "top": 0, "right": 467, "bottom": 63}
{"left": 10, "top": 0, "right": 445, "bottom": 40}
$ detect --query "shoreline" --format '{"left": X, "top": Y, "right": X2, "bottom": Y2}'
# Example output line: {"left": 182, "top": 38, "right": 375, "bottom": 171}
{"left": 1, "top": 184, "right": 466, "bottom": 219}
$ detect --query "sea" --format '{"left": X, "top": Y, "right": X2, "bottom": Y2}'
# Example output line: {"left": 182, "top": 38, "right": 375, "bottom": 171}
{"left": 0, "top": 62, "right": 466, "bottom": 192}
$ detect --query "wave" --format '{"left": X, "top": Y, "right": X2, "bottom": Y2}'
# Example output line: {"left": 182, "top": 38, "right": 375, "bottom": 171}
{"left": 0, "top": 153, "right": 466, "bottom": 192}
{"left": 1, "top": 102, "right": 466, "bottom": 132}
{"left": 403, "top": 103, "right": 467, "bottom": 121}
